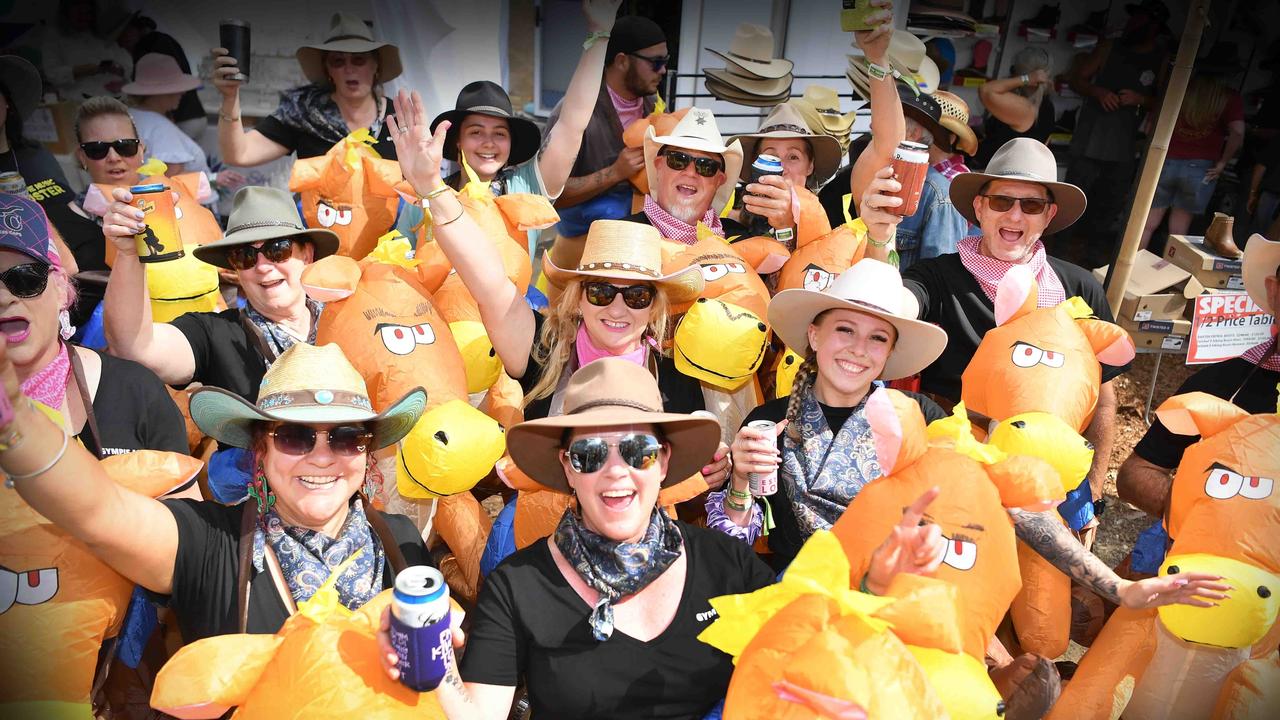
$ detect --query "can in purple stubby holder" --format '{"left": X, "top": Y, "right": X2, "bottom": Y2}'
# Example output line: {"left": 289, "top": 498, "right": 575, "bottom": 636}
{"left": 390, "top": 566, "right": 452, "bottom": 692}
{"left": 746, "top": 420, "right": 778, "bottom": 496}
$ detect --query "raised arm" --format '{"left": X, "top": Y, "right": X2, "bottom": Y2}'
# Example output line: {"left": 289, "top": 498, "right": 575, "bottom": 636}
{"left": 101, "top": 188, "right": 198, "bottom": 386}
{"left": 537, "top": 0, "right": 622, "bottom": 198}
{"left": 0, "top": 345, "right": 180, "bottom": 594}
{"left": 211, "top": 48, "right": 291, "bottom": 167}
{"left": 978, "top": 72, "right": 1048, "bottom": 133}
{"left": 849, "top": 0, "right": 906, "bottom": 212}
{"left": 389, "top": 90, "right": 537, "bottom": 378}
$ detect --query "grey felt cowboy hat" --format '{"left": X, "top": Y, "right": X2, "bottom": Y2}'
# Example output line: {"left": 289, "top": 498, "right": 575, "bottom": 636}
{"left": 296, "top": 12, "right": 403, "bottom": 85}
{"left": 948, "top": 137, "right": 1087, "bottom": 235}
{"left": 193, "top": 186, "right": 340, "bottom": 269}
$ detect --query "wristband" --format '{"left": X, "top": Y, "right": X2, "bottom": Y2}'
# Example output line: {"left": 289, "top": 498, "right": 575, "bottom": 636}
{"left": 420, "top": 184, "right": 452, "bottom": 204}
{"left": 725, "top": 496, "right": 750, "bottom": 512}
{"left": 859, "top": 575, "right": 874, "bottom": 595}
{"left": 584, "top": 31, "right": 611, "bottom": 50}
{"left": 219, "top": 112, "right": 241, "bottom": 123}
{"left": 772, "top": 227, "right": 795, "bottom": 245}
{"left": 866, "top": 226, "right": 896, "bottom": 248}
{"left": 866, "top": 62, "right": 890, "bottom": 81}
{"left": 728, "top": 487, "right": 752, "bottom": 500}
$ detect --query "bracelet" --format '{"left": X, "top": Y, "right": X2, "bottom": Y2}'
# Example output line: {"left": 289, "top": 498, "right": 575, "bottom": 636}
{"left": 724, "top": 496, "right": 750, "bottom": 512}
{"left": 866, "top": 226, "right": 896, "bottom": 248}
{"left": 859, "top": 575, "right": 875, "bottom": 595}
{"left": 728, "top": 487, "right": 752, "bottom": 500}
{"left": 422, "top": 185, "right": 452, "bottom": 201}
{"left": 867, "top": 62, "right": 890, "bottom": 81}
{"left": 0, "top": 423, "right": 22, "bottom": 453}
{"left": 434, "top": 204, "right": 466, "bottom": 227}
{"left": 583, "top": 31, "right": 611, "bottom": 50}
{"left": 219, "top": 111, "right": 241, "bottom": 123}
{"left": 3, "top": 423, "right": 70, "bottom": 486}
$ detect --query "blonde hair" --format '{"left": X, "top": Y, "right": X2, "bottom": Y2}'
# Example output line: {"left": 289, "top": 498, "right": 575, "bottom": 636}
{"left": 1180, "top": 76, "right": 1230, "bottom": 135}
{"left": 74, "top": 96, "right": 138, "bottom": 142}
{"left": 524, "top": 278, "right": 672, "bottom": 407}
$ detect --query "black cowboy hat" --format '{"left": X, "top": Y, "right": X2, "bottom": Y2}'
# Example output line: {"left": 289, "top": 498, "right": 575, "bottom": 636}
{"left": 430, "top": 81, "right": 542, "bottom": 167}
{"left": 897, "top": 82, "right": 949, "bottom": 152}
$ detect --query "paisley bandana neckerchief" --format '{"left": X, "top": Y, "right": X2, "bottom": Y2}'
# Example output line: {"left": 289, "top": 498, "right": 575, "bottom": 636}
{"left": 252, "top": 498, "right": 385, "bottom": 609}
{"left": 553, "top": 505, "right": 683, "bottom": 641}
{"left": 244, "top": 298, "right": 324, "bottom": 358}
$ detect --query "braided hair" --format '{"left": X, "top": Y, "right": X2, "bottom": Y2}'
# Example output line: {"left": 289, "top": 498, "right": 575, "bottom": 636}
{"left": 783, "top": 352, "right": 820, "bottom": 444}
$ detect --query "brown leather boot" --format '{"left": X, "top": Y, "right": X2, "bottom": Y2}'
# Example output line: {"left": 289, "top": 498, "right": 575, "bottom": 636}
{"left": 1205, "top": 212, "right": 1243, "bottom": 258}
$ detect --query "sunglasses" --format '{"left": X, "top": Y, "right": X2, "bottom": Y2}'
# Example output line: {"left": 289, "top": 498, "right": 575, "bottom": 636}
{"left": 981, "top": 194, "right": 1051, "bottom": 215}
{"left": 225, "top": 238, "right": 297, "bottom": 271}
{"left": 268, "top": 423, "right": 374, "bottom": 457}
{"left": 583, "top": 281, "right": 656, "bottom": 310}
{"left": 627, "top": 52, "right": 669, "bottom": 71}
{"left": 564, "top": 433, "right": 664, "bottom": 474}
{"left": 79, "top": 139, "right": 141, "bottom": 160}
{"left": 661, "top": 149, "right": 724, "bottom": 178}
{"left": 0, "top": 262, "right": 52, "bottom": 298}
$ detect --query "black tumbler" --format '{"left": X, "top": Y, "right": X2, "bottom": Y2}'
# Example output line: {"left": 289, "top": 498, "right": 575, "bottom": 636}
{"left": 219, "top": 19, "right": 251, "bottom": 82}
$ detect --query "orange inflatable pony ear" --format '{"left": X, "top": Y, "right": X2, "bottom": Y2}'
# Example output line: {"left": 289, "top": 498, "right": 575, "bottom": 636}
{"left": 728, "top": 235, "right": 791, "bottom": 274}
{"left": 1076, "top": 317, "right": 1137, "bottom": 367}
{"left": 301, "top": 255, "right": 363, "bottom": 302}
{"left": 290, "top": 131, "right": 403, "bottom": 260}
{"left": 1155, "top": 391, "right": 1253, "bottom": 439}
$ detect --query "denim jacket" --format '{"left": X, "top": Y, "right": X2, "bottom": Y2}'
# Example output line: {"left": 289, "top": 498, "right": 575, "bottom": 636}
{"left": 894, "top": 166, "right": 971, "bottom": 269}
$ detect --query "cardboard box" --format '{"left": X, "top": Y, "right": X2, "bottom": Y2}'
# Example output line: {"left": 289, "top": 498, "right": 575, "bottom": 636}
{"left": 1094, "top": 250, "right": 1204, "bottom": 322}
{"left": 1164, "top": 234, "right": 1245, "bottom": 290}
{"left": 25, "top": 101, "right": 79, "bottom": 155}
{"left": 1119, "top": 316, "right": 1191, "bottom": 352}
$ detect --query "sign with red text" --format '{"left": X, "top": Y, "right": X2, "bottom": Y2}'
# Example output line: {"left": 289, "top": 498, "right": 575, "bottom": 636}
{"left": 1187, "top": 292, "right": 1274, "bottom": 364}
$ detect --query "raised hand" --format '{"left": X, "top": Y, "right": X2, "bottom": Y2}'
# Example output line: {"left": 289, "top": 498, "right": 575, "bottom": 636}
{"left": 376, "top": 604, "right": 467, "bottom": 682}
{"left": 583, "top": 0, "right": 623, "bottom": 34}
{"left": 860, "top": 164, "right": 904, "bottom": 248}
{"left": 743, "top": 174, "right": 797, "bottom": 231}
{"left": 852, "top": 0, "right": 895, "bottom": 66}
{"left": 387, "top": 89, "right": 450, "bottom": 197}
{"left": 210, "top": 48, "right": 244, "bottom": 98}
{"left": 1118, "top": 571, "right": 1231, "bottom": 610}
{"left": 864, "top": 486, "right": 946, "bottom": 595}
{"left": 102, "top": 187, "right": 143, "bottom": 257}
{"left": 729, "top": 419, "right": 787, "bottom": 488}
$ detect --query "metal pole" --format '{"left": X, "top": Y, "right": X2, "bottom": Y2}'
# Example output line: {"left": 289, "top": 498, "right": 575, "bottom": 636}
{"left": 1106, "top": 0, "right": 1209, "bottom": 314}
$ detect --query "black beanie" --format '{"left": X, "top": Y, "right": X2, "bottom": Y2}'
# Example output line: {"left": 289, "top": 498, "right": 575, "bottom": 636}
{"left": 606, "top": 16, "right": 666, "bottom": 64}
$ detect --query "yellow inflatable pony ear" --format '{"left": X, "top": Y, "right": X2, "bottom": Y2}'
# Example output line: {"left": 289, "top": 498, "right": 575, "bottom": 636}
{"left": 290, "top": 130, "right": 403, "bottom": 260}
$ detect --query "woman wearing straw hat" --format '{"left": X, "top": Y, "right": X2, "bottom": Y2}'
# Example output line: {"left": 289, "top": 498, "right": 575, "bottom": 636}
{"left": 124, "top": 53, "right": 209, "bottom": 178}
{"left": 213, "top": 12, "right": 404, "bottom": 164}
{"left": 375, "top": 358, "right": 949, "bottom": 719}
{"left": 0, "top": 341, "right": 433, "bottom": 644}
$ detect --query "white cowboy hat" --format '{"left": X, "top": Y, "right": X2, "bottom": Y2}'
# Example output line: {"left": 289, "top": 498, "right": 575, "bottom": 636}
{"left": 703, "top": 76, "right": 791, "bottom": 108}
{"left": 296, "top": 12, "right": 402, "bottom": 85}
{"left": 730, "top": 102, "right": 844, "bottom": 186}
{"left": 768, "top": 259, "right": 948, "bottom": 380}
{"left": 706, "top": 24, "right": 794, "bottom": 80}
{"left": 1243, "top": 234, "right": 1280, "bottom": 315}
{"left": 703, "top": 66, "right": 793, "bottom": 98}
{"left": 643, "top": 107, "right": 744, "bottom": 213}
{"left": 949, "top": 137, "right": 1087, "bottom": 235}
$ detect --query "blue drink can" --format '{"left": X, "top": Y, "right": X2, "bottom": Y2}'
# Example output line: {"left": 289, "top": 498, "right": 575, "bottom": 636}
{"left": 390, "top": 566, "right": 452, "bottom": 691}
{"left": 748, "top": 154, "right": 784, "bottom": 185}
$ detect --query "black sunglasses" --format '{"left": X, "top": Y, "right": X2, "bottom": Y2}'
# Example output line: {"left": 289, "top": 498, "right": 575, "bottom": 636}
{"left": 0, "top": 262, "right": 52, "bottom": 298}
{"left": 583, "top": 281, "right": 656, "bottom": 310}
{"left": 564, "top": 433, "right": 664, "bottom": 474}
{"left": 661, "top": 149, "right": 724, "bottom": 178}
{"left": 981, "top": 194, "right": 1051, "bottom": 215}
{"left": 269, "top": 424, "right": 374, "bottom": 457}
{"left": 79, "top": 139, "right": 141, "bottom": 160}
{"left": 627, "top": 52, "right": 669, "bottom": 71}
{"left": 225, "top": 238, "right": 297, "bottom": 271}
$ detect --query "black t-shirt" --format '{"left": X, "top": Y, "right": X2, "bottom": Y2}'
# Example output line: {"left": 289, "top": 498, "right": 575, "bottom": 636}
{"left": 254, "top": 99, "right": 398, "bottom": 160}
{"left": 974, "top": 97, "right": 1057, "bottom": 171}
{"left": 133, "top": 31, "right": 206, "bottom": 125}
{"left": 82, "top": 350, "right": 189, "bottom": 457}
{"left": 902, "top": 253, "right": 1127, "bottom": 402}
{"left": 170, "top": 308, "right": 270, "bottom": 402}
{"left": 2, "top": 144, "right": 73, "bottom": 209}
{"left": 162, "top": 499, "right": 432, "bottom": 643}
{"left": 520, "top": 312, "right": 706, "bottom": 421}
{"left": 1134, "top": 357, "right": 1280, "bottom": 469}
{"left": 459, "top": 521, "right": 775, "bottom": 719}
{"left": 742, "top": 391, "right": 947, "bottom": 571}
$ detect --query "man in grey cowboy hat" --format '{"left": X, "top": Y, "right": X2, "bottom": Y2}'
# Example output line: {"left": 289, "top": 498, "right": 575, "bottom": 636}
{"left": 100, "top": 185, "right": 339, "bottom": 403}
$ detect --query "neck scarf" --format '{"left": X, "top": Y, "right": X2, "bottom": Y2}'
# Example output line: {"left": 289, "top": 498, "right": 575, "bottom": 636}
{"left": 270, "top": 84, "right": 385, "bottom": 150}
{"left": 957, "top": 234, "right": 1066, "bottom": 307}
{"left": 553, "top": 505, "right": 683, "bottom": 641}
{"left": 643, "top": 194, "right": 723, "bottom": 244}
{"left": 780, "top": 386, "right": 883, "bottom": 537}
{"left": 1241, "top": 336, "right": 1280, "bottom": 372}
{"left": 574, "top": 322, "right": 650, "bottom": 367}
{"left": 20, "top": 342, "right": 70, "bottom": 410}
{"left": 252, "top": 498, "right": 385, "bottom": 610}
{"left": 606, "top": 84, "right": 644, "bottom": 129}
{"left": 244, "top": 298, "right": 324, "bottom": 359}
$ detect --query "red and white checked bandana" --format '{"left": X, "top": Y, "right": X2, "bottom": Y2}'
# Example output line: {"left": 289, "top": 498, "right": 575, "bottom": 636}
{"left": 643, "top": 194, "right": 723, "bottom": 245}
{"left": 1240, "top": 337, "right": 1280, "bottom": 371}
{"left": 957, "top": 234, "right": 1066, "bottom": 307}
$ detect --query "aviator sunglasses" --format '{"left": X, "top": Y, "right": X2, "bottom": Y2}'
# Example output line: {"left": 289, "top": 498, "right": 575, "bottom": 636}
{"left": 268, "top": 424, "right": 374, "bottom": 457}
{"left": 980, "top": 194, "right": 1051, "bottom": 215}
{"left": 225, "top": 238, "right": 297, "bottom": 271}
{"left": 79, "top": 139, "right": 141, "bottom": 160}
{"left": 660, "top": 149, "right": 724, "bottom": 178}
{"left": 564, "top": 433, "right": 664, "bottom": 474}
{"left": 583, "top": 281, "right": 656, "bottom": 309}
{"left": 627, "top": 52, "right": 669, "bottom": 72}
{"left": 0, "top": 262, "right": 52, "bottom": 298}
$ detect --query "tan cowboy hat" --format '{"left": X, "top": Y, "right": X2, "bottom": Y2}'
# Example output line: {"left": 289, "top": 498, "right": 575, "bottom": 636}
{"left": 847, "top": 31, "right": 940, "bottom": 98}
{"left": 643, "top": 107, "right": 744, "bottom": 212}
{"left": 190, "top": 343, "right": 426, "bottom": 450}
{"left": 730, "top": 103, "right": 843, "bottom": 186}
{"left": 703, "top": 76, "right": 791, "bottom": 108}
{"left": 506, "top": 358, "right": 722, "bottom": 493}
{"left": 949, "top": 137, "right": 1087, "bottom": 235}
{"left": 543, "top": 219, "right": 705, "bottom": 303}
{"left": 706, "top": 24, "right": 794, "bottom": 80}
{"left": 703, "top": 66, "right": 793, "bottom": 98}
{"left": 122, "top": 53, "right": 202, "bottom": 96}
{"left": 794, "top": 85, "right": 855, "bottom": 134}
{"left": 933, "top": 90, "right": 979, "bottom": 156}
{"left": 769, "top": 259, "right": 948, "bottom": 380}
{"left": 1243, "top": 234, "right": 1280, "bottom": 315}
{"left": 0, "top": 55, "right": 42, "bottom": 121}
{"left": 193, "top": 186, "right": 340, "bottom": 269}
{"left": 296, "top": 12, "right": 402, "bottom": 85}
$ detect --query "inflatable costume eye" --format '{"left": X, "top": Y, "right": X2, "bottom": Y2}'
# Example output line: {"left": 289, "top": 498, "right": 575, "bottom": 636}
{"left": 15, "top": 568, "right": 57, "bottom": 606}
{"left": 1204, "top": 466, "right": 1244, "bottom": 500}
{"left": 941, "top": 535, "right": 977, "bottom": 571}
{"left": 1011, "top": 342, "right": 1043, "bottom": 368}
{"left": 700, "top": 264, "right": 727, "bottom": 282}
{"left": 412, "top": 322, "right": 436, "bottom": 345}
{"left": 378, "top": 323, "right": 417, "bottom": 355}
{"left": 316, "top": 202, "right": 338, "bottom": 228}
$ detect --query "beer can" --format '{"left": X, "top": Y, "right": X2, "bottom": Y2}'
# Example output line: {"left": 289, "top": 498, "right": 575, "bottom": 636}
{"left": 888, "top": 141, "right": 929, "bottom": 217}
{"left": 748, "top": 154, "right": 784, "bottom": 185}
{"left": 129, "top": 183, "right": 184, "bottom": 263}
{"left": 0, "top": 171, "right": 28, "bottom": 197}
{"left": 746, "top": 419, "right": 778, "bottom": 496}
{"left": 390, "top": 566, "right": 452, "bottom": 692}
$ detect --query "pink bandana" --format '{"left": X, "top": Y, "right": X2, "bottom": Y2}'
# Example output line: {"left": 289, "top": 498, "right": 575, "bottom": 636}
{"left": 575, "top": 321, "right": 650, "bottom": 367}
{"left": 643, "top": 194, "right": 723, "bottom": 245}
{"left": 606, "top": 84, "right": 644, "bottom": 130}
{"left": 957, "top": 235, "right": 1066, "bottom": 307}
{"left": 1240, "top": 337, "right": 1280, "bottom": 371}
{"left": 20, "top": 342, "right": 70, "bottom": 410}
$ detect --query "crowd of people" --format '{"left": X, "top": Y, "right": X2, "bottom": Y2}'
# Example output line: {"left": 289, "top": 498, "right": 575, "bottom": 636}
{"left": 1, "top": 0, "right": 1276, "bottom": 719}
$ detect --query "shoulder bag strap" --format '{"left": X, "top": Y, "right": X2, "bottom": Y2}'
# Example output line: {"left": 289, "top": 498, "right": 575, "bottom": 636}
{"left": 237, "top": 503, "right": 258, "bottom": 633}
{"left": 366, "top": 508, "right": 409, "bottom": 574}
{"left": 239, "top": 311, "right": 280, "bottom": 364}
{"left": 66, "top": 344, "right": 104, "bottom": 459}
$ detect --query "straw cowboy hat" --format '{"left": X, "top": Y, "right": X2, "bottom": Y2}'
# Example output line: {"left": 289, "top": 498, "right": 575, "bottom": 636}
{"left": 0, "top": 55, "right": 42, "bottom": 121}
{"left": 296, "top": 12, "right": 402, "bottom": 85}
{"left": 121, "top": 53, "right": 202, "bottom": 96}
{"left": 706, "top": 24, "right": 794, "bottom": 80}
{"left": 932, "top": 90, "right": 979, "bottom": 156}
{"left": 769, "top": 259, "right": 948, "bottom": 380}
{"left": 543, "top": 219, "right": 704, "bottom": 303}
{"left": 643, "top": 107, "right": 744, "bottom": 212}
{"left": 1243, "top": 234, "right": 1280, "bottom": 315}
{"left": 506, "top": 358, "right": 722, "bottom": 493}
{"left": 190, "top": 343, "right": 427, "bottom": 450}
{"left": 847, "top": 30, "right": 940, "bottom": 99}
{"left": 730, "top": 102, "right": 843, "bottom": 185}
{"left": 949, "top": 137, "right": 1087, "bottom": 235}
{"left": 431, "top": 80, "right": 542, "bottom": 167}
{"left": 193, "top": 186, "right": 340, "bottom": 269}
{"left": 794, "top": 85, "right": 855, "bottom": 135}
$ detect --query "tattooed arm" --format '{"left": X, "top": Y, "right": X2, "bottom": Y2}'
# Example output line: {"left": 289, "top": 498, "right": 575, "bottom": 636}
{"left": 1008, "top": 508, "right": 1232, "bottom": 609}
